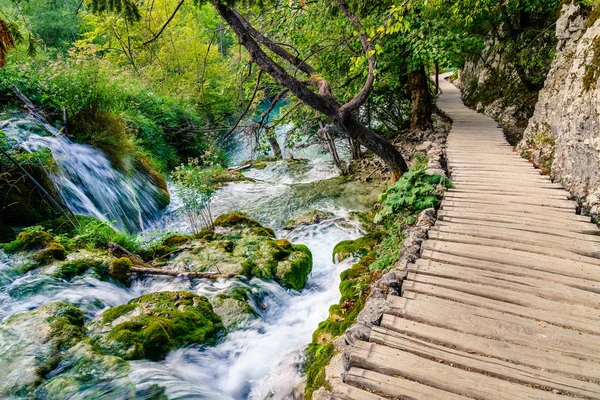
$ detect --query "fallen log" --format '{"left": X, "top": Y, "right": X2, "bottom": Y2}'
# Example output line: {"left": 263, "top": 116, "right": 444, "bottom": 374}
{"left": 228, "top": 163, "right": 252, "bottom": 171}
{"left": 108, "top": 242, "right": 151, "bottom": 268}
{"left": 130, "top": 265, "right": 238, "bottom": 280}
{"left": 11, "top": 85, "right": 63, "bottom": 137}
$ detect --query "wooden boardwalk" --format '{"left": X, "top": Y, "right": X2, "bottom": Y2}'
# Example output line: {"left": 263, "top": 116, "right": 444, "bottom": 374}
{"left": 336, "top": 77, "right": 600, "bottom": 399}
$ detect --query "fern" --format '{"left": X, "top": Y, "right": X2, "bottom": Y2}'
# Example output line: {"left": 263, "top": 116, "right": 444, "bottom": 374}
{"left": 374, "top": 165, "right": 451, "bottom": 224}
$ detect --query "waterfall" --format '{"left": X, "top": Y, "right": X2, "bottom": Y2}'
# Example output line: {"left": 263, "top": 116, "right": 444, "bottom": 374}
{"left": 0, "top": 115, "right": 167, "bottom": 232}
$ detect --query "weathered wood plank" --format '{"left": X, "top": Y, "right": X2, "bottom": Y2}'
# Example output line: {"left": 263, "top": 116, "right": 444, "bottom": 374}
{"left": 330, "top": 382, "right": 386, "bottom": 400}
{"left": 409, "top": 261, "right": 600, "bottom": 307}
{"left": 436, "top": 213, "right": 600, "bottom": 239}
{"left": 377, "top": 318, "right": 600, "bottom": 382}
{"left": 350, "top": 341, "right": 566, "bottom": 399}
{"left": 402, "top": 279, "right": 600, "bottom": 334}
{"left": 345, "top": 368, "right": 468, "bottom": 400}
{"left": 387, "top": 294, "right": 600, "bottom": 362}
{"left": 367, "top": 328, "right": 600, "bottom": 398}
{"left": 427, "top": 230, "right": 600, "bottom": 265}
{"left": 422, "top": 240, "right": 600, "bottom": 281}
{"left": 430, "top": 224, "right": 600, "bottom": 254}
{"left": 418, "top": 251, "right": 600, "bottom": 293}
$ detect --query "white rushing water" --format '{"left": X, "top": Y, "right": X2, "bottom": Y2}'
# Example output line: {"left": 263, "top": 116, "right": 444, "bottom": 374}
{"left": 0, "top": 115, "right": 165, "bottom": 232}
{"left": 0, "top": 111, "right": 376, "bottom": 399}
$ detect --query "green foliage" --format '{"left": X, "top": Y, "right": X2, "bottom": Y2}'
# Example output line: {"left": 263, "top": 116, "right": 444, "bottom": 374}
{"left": 73, "top": 218, "right": 139, "bottom": 252}
{"left": 375, "top": 165, "right": 451, "bottom": 224}
{"left": 332, "top": 231, "right": 384, "bottom": 262}
{"left": 170, "top": 158, "right": 221, "bottom": 235}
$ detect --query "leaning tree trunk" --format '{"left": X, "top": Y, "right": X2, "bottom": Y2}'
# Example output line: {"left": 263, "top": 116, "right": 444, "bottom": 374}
{"left": 408, "top": 66, "right": 434, "bottom": 131}
{"left": 214, "top": 3, "right": 409, "bottom": 180}
{"left": 266, "top": 130, "right": 282, "bottom": 158}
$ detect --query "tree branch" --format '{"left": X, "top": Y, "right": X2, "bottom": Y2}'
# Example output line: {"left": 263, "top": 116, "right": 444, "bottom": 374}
{"left": 337, "top": 0, "right": 376, "bottom": 114}
{"left": 231, "top": 9, "right": 317, "bottom": 77}
{"left": 142, "top": 0, "right": 184, "bottom": 46}
{"left": 224, "top": 69, "right": 263, "bottom": 140}
{"left": 215, "top": 4, "right": 338, "bottom": 116}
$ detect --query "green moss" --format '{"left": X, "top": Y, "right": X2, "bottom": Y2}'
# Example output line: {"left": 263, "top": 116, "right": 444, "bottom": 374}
{"left": 102, "top": 303, "right": 137, "bottom": 324}
{"left": 109, "top": 257, "right": 132, "bottom": 282}
{"left": 162, "top": 235, "right": 190, "bottom": 247}
{"left": 95, "top": 291, "right": 224, "bottom": 361}
{"left": 4, "top": 227, "right": 66, "bottom": 265}
{"left": 4, "top": 227, "right": 54, "bottom": 253}
{"left": 214, "top": 212, "right": 274, "bottom": 237}
{"left": 253, "top": 162, "right": 267, "bottom": 170}
{"left": 248, "top": 227, "right": 275, "bottom": 238}
{"left": 332, "top": 231, "right": 384, "bottom": 262}
{"left": 53, "top": 258, "right": 105, "bottom": 280}
{"left": 303, "top": 343, "right": 334, "bottom": 400}
{"left": 275, "top": 244, "right": 313, "bottom": 291}
{"left": 584, "top": 36, "right": 600, "bottom": 92}
{"left": 35, "top": 242, "right": 66, "bottom": 264}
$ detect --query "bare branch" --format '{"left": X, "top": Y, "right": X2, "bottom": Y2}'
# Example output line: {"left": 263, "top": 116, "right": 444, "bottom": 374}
{"left": 337, "top": 0, "right": 376, "bottom": 114}
{"left": 142, "top": 0, "right": 184, "bottom": 46}
{"left": 224, "top": 69, "right": 263, "bottom": 140}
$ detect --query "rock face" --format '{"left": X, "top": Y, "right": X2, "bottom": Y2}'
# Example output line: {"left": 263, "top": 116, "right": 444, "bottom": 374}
{"left": 517, "top": 3, "right": 600, "bottom": 216}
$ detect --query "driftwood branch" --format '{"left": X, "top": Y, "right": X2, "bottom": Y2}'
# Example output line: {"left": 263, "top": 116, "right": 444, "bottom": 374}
{"left": 130, "top": 266, "right": 238, "bottom": 280}
{"left": 108, "top": 242, "right": 238, "bottom": 280}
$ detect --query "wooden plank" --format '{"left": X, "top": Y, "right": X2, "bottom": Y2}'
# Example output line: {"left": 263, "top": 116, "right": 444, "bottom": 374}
{"left": 442, "top": 197, "right": 576, "bottom": 212}
{"left": 431, "top": 224, "right": 600, "bottom": 254}
{"left": 449, "top": 187, "right": 570, "bottom": 200}
{"left": 331, "top": 382, "right": 386, "bottom": 400}
{"left": 444, "top": 191, "right": 576, "bottom": 206}
{"left": 402, "top": 279, "right": 600, "bottom": 334}
{"left": 427, "top": 230, "right": 600, "bottom": 265}
{"left": 409, "top": 261, "right": 600, "bottom": 308}
{"left": 345, "top": 368, "right": 468, "bottom": 400}
{"left": 441, "top": 202, "right": 577, "bottom": 218}
{"left": 367, "top": 329, "right": 600, "bottom": 398}
{"left": 451, "top": 177, "right": 563, "bottom": 189}
{"left": 377, "top": 318, "right": 600, "bottom": 382}
{"left": 387, "top": 294, "right": 600, "bottom": 362}
{"left": 437, "top": 212, "right": 600, "bottom": 238}
{"left": 350, "top": 341, "right": 565, "bottom": 399}
{"left": 422, "top": 240, "right": 600, "bottom": 281}
{"left": 418, "top": 251, "right": 600, "bottom": 293}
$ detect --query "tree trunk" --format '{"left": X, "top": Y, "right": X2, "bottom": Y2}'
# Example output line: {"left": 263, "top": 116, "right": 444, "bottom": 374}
{"left": 340, "top": 113, "right": 406, "bottom": 178}
{"left": 408, "top": 66, "right": 434, "bottom": 131}
{"left": 319, "top": 122, "right": 348, "bottom": 175}
{"left": 349, "top": 137, "right": 362, "bottom": 160}
{"left": 267, "top": 131, "right": 282, "bottom": 158}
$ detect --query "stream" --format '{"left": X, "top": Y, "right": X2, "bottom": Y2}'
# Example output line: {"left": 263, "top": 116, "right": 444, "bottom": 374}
{"left": 0, "top": 114, "right": 381, "bottom": 399}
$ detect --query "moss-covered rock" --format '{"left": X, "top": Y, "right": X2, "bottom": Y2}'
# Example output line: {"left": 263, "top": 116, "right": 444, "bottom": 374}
{"left": 214, "top": 211, "right": 275, "bottom": 237}
{"left": 162, "top": 234, "right": 191, "bottom": 247}
{"left": 4, "top": 227, "right": 66, "bottom": 265}
{"left": 332, "top": 231, "right": 384, "bottom": 262}
{"left": 0, "top": 302, "right": 87, "bottom": 397}
{"left": 109, "top": 257, "right": 132, "bottom": 282}
{"left": 52, "top": 257, "right": 107, "bottom": 281}
{"left": 275, "top": 244, "right": 313, "bottom": 291}
{"left": 89, "top": 291, "right": 225, "bottom": 361}
{"left": 283, "top": 210, "right": 335, "bottom": 230}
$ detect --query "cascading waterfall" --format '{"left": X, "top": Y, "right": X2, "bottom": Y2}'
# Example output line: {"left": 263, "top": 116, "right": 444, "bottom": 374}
{"left": 0, "top": 115, "right": 166, "bottom": 232}
{"left": 0, "top": 110, "right": 379, "bottom": 399}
